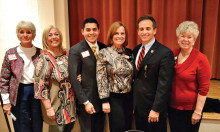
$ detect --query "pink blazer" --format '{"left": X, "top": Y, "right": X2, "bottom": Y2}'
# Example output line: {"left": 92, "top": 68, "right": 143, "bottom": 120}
{"left": 0, "top": 46, "right": 41, "bottom": 106}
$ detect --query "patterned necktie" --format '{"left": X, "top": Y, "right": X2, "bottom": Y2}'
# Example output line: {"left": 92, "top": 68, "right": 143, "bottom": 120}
{"left": 137, "top": 46, "right": 145, "bottom": 71}
{"left": 92, "top": 45, "right": 98, "bottom": 59}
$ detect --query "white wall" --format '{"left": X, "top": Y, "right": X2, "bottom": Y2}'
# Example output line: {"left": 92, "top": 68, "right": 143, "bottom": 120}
{"left": 0, "top": 1, "right": 69, "bottom": 129}
{"left": 0, "top": 0, "right": 69, "bottom": 70}
{"left": 0, "top": 0, "right": 41, "bottom": 69}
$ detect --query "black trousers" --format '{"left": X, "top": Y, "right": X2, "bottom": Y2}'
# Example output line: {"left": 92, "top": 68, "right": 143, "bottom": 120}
{"left": 168, "top": 106, "right": 201, "bottom": 132}
{"left": 108, "top": 92, "right": 133, "bottom": 132}
{"left": 64, "top": 122, "right": 75, "bottom": 132}
{"left": 48, "top": 122, "right": 74, "bottom": 132}
{"left": 77, "top": 104, "right": 105, "bottom": 132}
{"left": 134, "top": 102, "right": 167, "bottom": 132}
{"left": 12, "top": 83, "right": 43, "bottom": 132}
{"left": 135, "top": 113, "right": 167, "bottom": 132}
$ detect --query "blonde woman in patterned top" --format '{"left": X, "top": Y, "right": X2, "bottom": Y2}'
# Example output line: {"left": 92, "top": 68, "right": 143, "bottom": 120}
{"left": 96, "top": 22, "right": 134, "bottom": 132}
{"left": 34, "top": 25, "right": 76, "bottom": 132}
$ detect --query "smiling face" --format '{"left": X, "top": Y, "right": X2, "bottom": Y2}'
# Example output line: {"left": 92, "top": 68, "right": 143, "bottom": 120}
{"left": 112, "top": 26, "right": 126, "bottom": 48}
{"left": 138, "top": 20, "right": 157, "bottom": 45}
{"left": 17, "top": 28, "right": 35, "bottom": 47}
{"left": 178, "top": 32, "right": 196, "bottom": 51}
{"left": 81, "top": 23, "right": 100, "bottom": 44}
{"left": 47, "top": 28, "right": 61, "bottom": 49}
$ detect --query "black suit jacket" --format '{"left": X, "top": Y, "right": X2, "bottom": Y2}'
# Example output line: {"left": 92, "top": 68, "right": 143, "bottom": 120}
{"left": 68, "top": 39, "right": 106, "bottom": 112}
{"left": 133, "top": 40, "right": 175, "bottom": 117}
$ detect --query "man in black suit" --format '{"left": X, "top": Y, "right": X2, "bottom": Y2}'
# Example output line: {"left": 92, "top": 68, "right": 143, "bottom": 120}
{"left": 133, "top": 15, "right": 175, "bottom": 132}
{"left": 68, "top": 18, "right": 106, "bottom": 132}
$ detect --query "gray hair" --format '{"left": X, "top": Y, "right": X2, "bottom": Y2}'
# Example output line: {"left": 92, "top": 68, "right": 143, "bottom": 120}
{"left": 176, "top": 21, "right": 199, "bottom": 39}
{"left": 16, "top": 21, "right": 36, "bottom": 36}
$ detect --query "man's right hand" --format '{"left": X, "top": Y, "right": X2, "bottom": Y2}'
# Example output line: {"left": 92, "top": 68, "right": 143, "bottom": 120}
{"left": 3, "top": 103, "right": 12, "bottom": 115}
{"left": 77, "top": 74, "right": 82, "bottom": 83}
{"left": 85, "top": 102, "right": 96, "bottom": 114}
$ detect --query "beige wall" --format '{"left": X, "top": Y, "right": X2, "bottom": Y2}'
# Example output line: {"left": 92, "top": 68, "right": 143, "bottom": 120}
{"left": 37, "top": 0, "right": 70, "bottom": 50}
{"left": 200, "top": 119, "right": 220, "bottom": 132}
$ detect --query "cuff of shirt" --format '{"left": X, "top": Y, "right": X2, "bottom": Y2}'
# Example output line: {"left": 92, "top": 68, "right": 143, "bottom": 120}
{"left": 83, "top": 100, "right": 90, "bottom": 105}
{"left": 1, "top": 93, "right": 10, "bottom": 104}
{"left": 101, "top": 98, "right": 110, "bottom": 103}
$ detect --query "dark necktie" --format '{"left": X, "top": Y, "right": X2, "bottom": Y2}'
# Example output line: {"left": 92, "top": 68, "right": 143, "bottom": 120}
{"left": 137, "top": 46, "right": 145, "bottom": 71}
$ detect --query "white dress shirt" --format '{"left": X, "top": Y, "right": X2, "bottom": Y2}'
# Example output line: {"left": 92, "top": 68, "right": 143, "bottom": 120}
{"left": 85, "top": 39, "right": 99, "bottom": 54}
{"left": 135, "top": 38, "right": 155, "bottom": 68}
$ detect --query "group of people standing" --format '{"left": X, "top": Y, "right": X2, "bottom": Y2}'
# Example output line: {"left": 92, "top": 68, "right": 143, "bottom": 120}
{"left": 0, "top": 14, "right": 211, "bottom": 132}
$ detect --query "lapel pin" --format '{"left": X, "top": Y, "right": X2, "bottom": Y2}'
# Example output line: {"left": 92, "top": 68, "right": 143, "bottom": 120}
{"left": 151, "top": 50, "right": 154, "bottom": 53}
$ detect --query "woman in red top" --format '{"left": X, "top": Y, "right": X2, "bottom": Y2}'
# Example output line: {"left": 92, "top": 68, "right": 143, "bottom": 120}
{"left": 168, "top": 21, "right": 211, "bottom": 132}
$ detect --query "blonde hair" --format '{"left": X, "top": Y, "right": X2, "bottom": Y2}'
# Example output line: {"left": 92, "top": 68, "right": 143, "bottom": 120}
{"left": 176, "top": 21, "right": 199, "bottom": 39}
{"left": 16, "top": 20, "right": 36, "bottom": 36}
{"left": 107, "top": 21, "right": 128, "bottom": 47}
{"left": 42, "top": 25, "right": 63, "bottom": 51}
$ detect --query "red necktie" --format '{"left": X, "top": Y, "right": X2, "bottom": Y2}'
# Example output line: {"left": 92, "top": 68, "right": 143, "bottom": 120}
{"left": 137, "top": 46, "right": 145, "bottom": 71}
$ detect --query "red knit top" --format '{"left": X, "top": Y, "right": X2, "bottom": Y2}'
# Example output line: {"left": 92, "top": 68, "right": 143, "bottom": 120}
{"left": 168, "top": 48, "right": 211, "bottom": 110}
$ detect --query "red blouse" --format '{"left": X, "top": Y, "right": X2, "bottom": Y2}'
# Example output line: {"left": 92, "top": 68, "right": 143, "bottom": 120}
{"left": 168, "top": 48, "right": 211, "bottom": 110}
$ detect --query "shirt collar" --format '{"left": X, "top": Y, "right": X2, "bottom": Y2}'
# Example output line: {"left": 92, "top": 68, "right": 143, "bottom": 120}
{"left": 142, "top": 38, "right": 155, "bottom": 49}
{"left": 85, "top": 39, "right": 98, "bottom": 49}
{"left": 17, "top": 44, "right": 36, "bottom": 53}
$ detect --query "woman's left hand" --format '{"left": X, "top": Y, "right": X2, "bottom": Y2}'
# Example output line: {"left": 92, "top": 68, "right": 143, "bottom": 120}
{"left": 191, "top": 111, "right": 201, "bottom": 125}
{"left": 102, "top": 102, "right": 110, "bottom": 113}
{"left": 46, "top": 107, "right": 56, "bottom": 120}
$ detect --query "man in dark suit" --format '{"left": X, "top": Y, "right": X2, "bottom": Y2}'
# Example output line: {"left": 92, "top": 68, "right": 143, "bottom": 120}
{"left": 68, "top": 18, "right": 106, "bottom": 132}
{"left": 133, "top": 15, "right": 175, "bottom": 132}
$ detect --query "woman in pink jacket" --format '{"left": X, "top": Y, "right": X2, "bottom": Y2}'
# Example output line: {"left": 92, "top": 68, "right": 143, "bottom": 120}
{"left": 0, "top": 21, "right": 43, "bottom": 132}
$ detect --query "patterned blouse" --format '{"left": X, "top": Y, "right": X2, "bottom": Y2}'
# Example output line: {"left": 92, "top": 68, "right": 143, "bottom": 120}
{"left": 34, "top": 51, "right": 76, "bottom": 126}
{"left": 97, "top": 46, "right": 134, "bottom": 100}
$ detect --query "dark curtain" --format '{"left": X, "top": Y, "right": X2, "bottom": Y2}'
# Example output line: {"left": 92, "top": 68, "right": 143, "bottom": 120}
{"left": 68, "top": 0, "right": 220, "bottom": 79}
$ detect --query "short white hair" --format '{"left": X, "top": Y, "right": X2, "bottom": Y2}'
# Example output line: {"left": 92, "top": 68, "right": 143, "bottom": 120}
{"left": 16, "top": 20, "right": 36, "bottom": 36}
{"left": 176, "top": 21, "right": 199, "bottom": 39}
